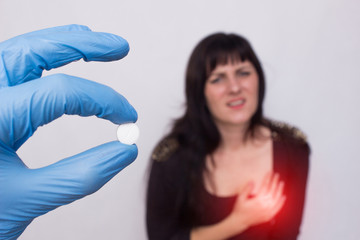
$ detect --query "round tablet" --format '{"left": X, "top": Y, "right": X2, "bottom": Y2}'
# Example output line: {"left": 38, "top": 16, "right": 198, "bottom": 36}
{"left": 117, "top": 123, "right": 139, "bottom": 145}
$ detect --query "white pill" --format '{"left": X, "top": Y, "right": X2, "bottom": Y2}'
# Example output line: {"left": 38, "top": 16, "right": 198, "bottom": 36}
{"left": 117, "top": 123, "right": 139, "bottom": 145}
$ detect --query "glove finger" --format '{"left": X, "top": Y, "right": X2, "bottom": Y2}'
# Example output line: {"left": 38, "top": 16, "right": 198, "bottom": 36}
{"left": 0, "top": 74, "right": 137, "bottom": 151}
{"left": 0, "top": 25, "right": 129, "bottom": 87}
{"left": 16, "top": 24, "right": 91, "bottom": 37}
{"left": 0, "top": 142, "right": 137, "bottom": 239}
{"left": 7, "top": 25, "right": 91, "bottom": 41}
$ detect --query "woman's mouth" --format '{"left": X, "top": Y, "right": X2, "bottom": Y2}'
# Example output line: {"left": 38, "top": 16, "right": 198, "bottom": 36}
{"left": 227, "top": 99, "right": 245, "bottom": 108}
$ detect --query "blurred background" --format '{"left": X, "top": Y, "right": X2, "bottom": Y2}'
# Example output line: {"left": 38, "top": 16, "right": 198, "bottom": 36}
{"left": 1, "top": 0, "right": 359, "bottom": 239}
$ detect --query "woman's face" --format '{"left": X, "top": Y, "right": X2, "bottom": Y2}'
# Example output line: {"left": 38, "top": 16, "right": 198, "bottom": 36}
{"left": 204, "top": 60, "right": 259, "bottom": 128}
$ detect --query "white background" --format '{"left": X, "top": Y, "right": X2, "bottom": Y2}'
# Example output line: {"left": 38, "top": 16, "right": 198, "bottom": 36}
{"left": 1, "top": 0, "right": 359, "bottom": 239}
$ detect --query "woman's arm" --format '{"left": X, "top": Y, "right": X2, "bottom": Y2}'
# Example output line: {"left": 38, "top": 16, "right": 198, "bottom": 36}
{"left": 270, "top": 142, "right": 310, "bottom": 239}
{"left": 190, "top": 213, "right": 247, "bottom": 240}
{"left": 146, "top": 159, "right": 191, "bottom": 240}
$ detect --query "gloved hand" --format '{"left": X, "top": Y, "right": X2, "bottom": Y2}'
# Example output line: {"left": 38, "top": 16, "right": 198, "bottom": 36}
{"left": 0, "top": 25, "right": 138, "bottom": 240}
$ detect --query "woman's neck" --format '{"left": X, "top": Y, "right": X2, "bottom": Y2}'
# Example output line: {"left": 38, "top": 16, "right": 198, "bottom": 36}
{"left": 215, "top": 122, "right": 270, "bottom": 153}
{"left": 216, "top": 122, "right": 250, "bottom": 151}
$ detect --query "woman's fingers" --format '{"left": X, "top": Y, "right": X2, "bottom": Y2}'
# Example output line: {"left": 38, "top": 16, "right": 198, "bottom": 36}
{"left": 257, "top": 172, "right": 271, "bottom": 195}
{"left": 272, "top": 195, "right": 286, "bottom": 217}
{"left": 239, "top": 181, "right": 255, "bottom": 201}
{"left": 268, "top": 173, "right": 279, "bottom": 195}
{"left": 273, "top": 180, "right": 285, "bottom": 201}
{"left": 257, "top": 173, "right": 285, "bottom": 212}
{"left": 232, "top": 175, "right": 286, "bottom": 227}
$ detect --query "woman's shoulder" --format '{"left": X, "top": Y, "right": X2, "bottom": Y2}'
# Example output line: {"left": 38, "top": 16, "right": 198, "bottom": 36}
{"left": 267, "top": 119, "right": 309, "bottom": 146}
{"left": 151, "top": 136, "right": 180, "bottom": 162}
{"left": 267, "top": 119, "right": 310, "bottom": 173}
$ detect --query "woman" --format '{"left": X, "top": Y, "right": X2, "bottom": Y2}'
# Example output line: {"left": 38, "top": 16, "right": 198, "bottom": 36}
{"left": 146, "top": 33, "right": 310, "bottom": 240}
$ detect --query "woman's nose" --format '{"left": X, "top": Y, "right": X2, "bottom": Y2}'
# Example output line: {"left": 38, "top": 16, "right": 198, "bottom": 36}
{"left": 228, "top": 76, "right": 241, "bottom": 93}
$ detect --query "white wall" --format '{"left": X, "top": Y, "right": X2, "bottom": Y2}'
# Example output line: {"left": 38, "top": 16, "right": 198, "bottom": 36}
{"left": 0, "top": 0, "right": 359, "bottom": 239}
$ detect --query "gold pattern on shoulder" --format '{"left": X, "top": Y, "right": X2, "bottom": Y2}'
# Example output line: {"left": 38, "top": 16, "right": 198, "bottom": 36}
{"left": 269, "top": 120, "right": 307, "bottom": 143}
{"left": 152, "top": 137, "right": 179, "bottom": 162}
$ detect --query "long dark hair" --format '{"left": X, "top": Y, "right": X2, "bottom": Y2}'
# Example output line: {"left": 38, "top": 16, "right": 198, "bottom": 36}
{"left": 166, "top": 33, "right": 266, "bottom": 225}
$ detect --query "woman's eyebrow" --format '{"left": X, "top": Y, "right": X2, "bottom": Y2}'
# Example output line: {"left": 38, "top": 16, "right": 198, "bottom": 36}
{"left": 209, "top": 72, "right": 226, "bottom": 78}
{"left": 211, "top": 66, "right": 251, "bottom": 76}
{"left": 236, "top": 65, "right": 252, "bottom": 70}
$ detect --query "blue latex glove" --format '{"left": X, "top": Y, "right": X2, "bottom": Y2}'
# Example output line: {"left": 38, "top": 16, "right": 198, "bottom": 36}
{"left": 0, "top": 25, "right": 138, "bottom": 239}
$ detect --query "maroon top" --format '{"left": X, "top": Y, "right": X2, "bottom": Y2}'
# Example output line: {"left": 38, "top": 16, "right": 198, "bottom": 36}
{"left": 147, "top": 128, "right": 310, "bottom": 240}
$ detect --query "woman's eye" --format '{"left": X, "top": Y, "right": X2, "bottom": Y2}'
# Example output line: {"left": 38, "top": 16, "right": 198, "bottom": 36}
{"left": 210, "top": 77, "right": 222, "bottom": 84}
{"left": 237, "top": 71, "right": 250, "bottom": 77}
